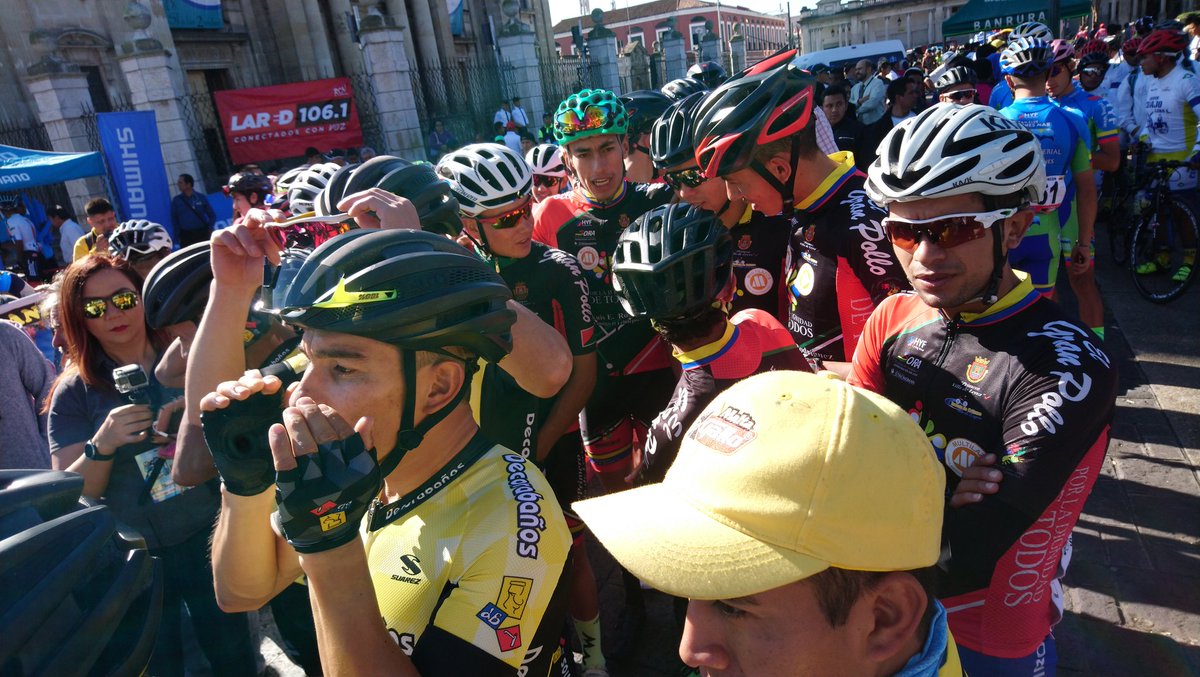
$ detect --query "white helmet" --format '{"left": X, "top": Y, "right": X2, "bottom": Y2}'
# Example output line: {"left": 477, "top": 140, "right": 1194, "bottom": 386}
{"left": 287, "top": 162, "right": 339, "bottom": 214}
{"left": 525, "top": 144, "right": 566, "bottom": 178}
{"left": 435, "top": 143, "right": 532, "bottom": 217}
{"left": 866, "top": 103, "right": 1045, "bottom": 206}
{"left": 273, "top": 166, "right": 307, "bottom": 198}
{"left": 109, "top": 220, "right": 173, "bottom": 259}
{"left": 1010, "top": 20, "right": 1054, "bottom": 43}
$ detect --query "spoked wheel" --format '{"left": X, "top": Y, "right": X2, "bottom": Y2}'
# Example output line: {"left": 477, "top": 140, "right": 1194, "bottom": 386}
{"left": 1128, "top": 196, "right": 1199, "bottom": 303}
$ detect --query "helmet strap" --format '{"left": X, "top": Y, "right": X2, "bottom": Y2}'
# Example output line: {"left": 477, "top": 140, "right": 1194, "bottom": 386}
{"left": 978, "top": 222, "right": 1006, "bottom": 306}
{"left": 714, "top": 198, "right": 734, "bottom": 219}
{"left": 377, "top": 350, "right": 479, "bottom": 478}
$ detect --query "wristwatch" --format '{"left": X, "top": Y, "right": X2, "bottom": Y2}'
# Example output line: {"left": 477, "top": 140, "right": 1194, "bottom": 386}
{"left": 84, "top": 440, "right": 116, "bottom": 461}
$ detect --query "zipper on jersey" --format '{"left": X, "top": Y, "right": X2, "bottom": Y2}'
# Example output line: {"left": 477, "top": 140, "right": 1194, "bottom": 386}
{"left": 934, "top": 318, "right": 958, "bottom": 369}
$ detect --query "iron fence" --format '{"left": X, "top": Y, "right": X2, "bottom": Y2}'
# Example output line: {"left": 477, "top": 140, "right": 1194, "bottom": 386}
{"left": 347, "top": 72, "right": 384, "bottom": 154}
{"left": 540, "top": 54, "right": 595, "bottom": 116}
{"left": 178, "top": 93, "right": 233, "bottom": 193}
{"left": 409, "top": 57, "right": 512, "bottom": 159}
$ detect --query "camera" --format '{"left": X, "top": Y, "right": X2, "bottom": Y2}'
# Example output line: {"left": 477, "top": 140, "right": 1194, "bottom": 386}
{"left": 113, "top": 364, "right": 152, "bottom": 406}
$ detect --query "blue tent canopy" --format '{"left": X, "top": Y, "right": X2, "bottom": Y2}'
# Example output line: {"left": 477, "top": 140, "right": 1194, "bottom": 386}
{"left": 0, "top": 144, "right": 105, "bottom": 191}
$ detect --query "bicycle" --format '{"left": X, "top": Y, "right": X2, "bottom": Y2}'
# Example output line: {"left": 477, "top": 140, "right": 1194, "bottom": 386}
{"left": 1099, "top": 147, "right": 1146, "bottom": 266}
{"left": 1127, "top": 159, "right": 1200, "bottom": 303}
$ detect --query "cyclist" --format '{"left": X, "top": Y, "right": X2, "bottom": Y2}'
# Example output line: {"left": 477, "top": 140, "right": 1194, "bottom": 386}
{"left": 525, "top": 143, "right": 569, "bottom": 203}
{"left": 998, "top": 37, "right": 1095, "bottom": 300}
{"left": 610, "top": 202, "right": 810, "bottom": 485}
{"left": 693, "top": 48, "right": 910, "bottom": 374}
{"left": 198, "top": 228, "right": 572, "bottom": 676}
{"left": 1047, "top": 38, "right": 1115, "bottom": 338}
{"left": 71, "top": 198, "right": 119, "bottom": 262}
{"left": 989, "top": 21, "right": 1056, "bottom": 110}
{"left": 107, "top": 219, "right": 174, "bottom": 279}
{"left": 225, "top": 171, "right": 274, "bottom": 223}
{"left": 934, "top": 66, "right": 980, "bottom": 104}
{"left": 650, "top": 91, "right": 791, "bottom": 315}
{"left": 619, "top": 89, "right": 673, "bottom": 183}
{"left": 0, "top": 193, "right": 39, "bottom": 277}
{"left": 1131, "top": 27, "right": 1200, "bottom": 281}
{"left": 531, "top": 88, "right": 675, "bottom": 491}
{"left": 437, "top": 142, "right": 609, "bottom": 677}
{"left": 854, "top": 102, "right": 1117, "bottom": 677}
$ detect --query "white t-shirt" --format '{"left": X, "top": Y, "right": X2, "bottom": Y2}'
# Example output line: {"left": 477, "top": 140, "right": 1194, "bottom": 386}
{"left": 5, "top": 214, "right": 37, "bottom": 252}
{"left": 59, "top": 218, "right": 85, "bottom": 263}
{"left": 493, "top": 108, "right": 512, "bottom": 126}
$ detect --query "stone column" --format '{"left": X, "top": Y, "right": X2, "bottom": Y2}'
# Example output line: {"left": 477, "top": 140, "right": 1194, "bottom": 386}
{"left": 358, "top": 14, "right": 425, "bottom": 160}
{"left": 118, "top": 53, "right": 204, "bottom": 193}
{"left": 301, "top": 0, "right": 337, "bottom": 78}
{"left": 729, "top": 25, "right": 746, "bottom": 73}
{"left": 23, "top": 63, "right": 102, "bottom": 210}
{"left": 661, "top": 28, "right": 687, "bottom": 82}
{"left": 699, "top": 32, "right": 720, "bottom": 62}
{"left": 497, "top": 20, "right": 546, "bottom": 129}
{"left": 328, "top": 0, "right": 365, "bottom": 75}
{"left": 384, "top": 0, "right": 419, "bottom": 68}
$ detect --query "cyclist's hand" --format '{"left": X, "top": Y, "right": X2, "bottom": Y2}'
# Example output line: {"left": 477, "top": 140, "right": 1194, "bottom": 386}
{"left": 336, "top": 188, "right": 420, "bottom": 231}
{"left": 950, "top": 453, "right": 1002, "bottom": 508}
{"left": 211, "top": 216, "right": 282, "bottom": 289}
{"left": 624, "top": 443, "right": 644, "bottom": 486}
{"left": 271, "top": 398, "right": 381, "bottom": 554}
{"left": 200, "top": 373, "right": 286, "bottom": 496}
{"left": 1067, "top": 244, "right": 1093, "bottom": 276}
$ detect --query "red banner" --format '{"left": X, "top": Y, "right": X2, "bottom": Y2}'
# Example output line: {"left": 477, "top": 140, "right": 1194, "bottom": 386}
{"left": 214, "top": 77, "right": 364, "bottom": 165}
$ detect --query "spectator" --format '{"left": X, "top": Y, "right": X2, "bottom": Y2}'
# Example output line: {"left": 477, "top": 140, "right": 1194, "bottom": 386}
{"left": 821, "top": 84, "right": 863, "bottom": 155}
{"left": 575, "top": 371, "right": 961, "bottom": 677}
{"left": 170, "top": 174, "right": 217, "bottom": 247}
{"left": 358, "top": 145, "right": 377, "bottom": 162}
{"left": 503, "top": 121, "right": 523, "bottom": 154}
{"left": 852, "top": 58, "right": 888, "bottom": 124}
{"left": 325, "top": 149, "right": 346, "bottom": 166}
{"left": 303, "top": 146, "right": 323, "bottom": 166}
{"left": 47, "top": 254, "right": 257, "bottom": 676}
{"left": 49, "top": 204, "right": 85, "bottom": 266}
{"left": 859, "top": 78, "right": 922, "bottom": 170}
{"left": 519, "top": 131, "right": 537, "bottom": 154}
{"left": 0, "top": 318, "right": 54, "bottom": 469}
{"left": 511, "top": 95, "right": 531, "bottom": 129}
{"left": 74, "top": 197, "right": 119, "bottom": 262}
{"left": 426, "top": 119, "right": 456, "bottom": 162}
{"left": 493, "top": 121, "right": 506, "bottom": 144}
{"left": 538, "top": 112, "right": 556, "bottom": 143}
{"left": 345, "top": 148, "right": 361, "bottom": 165}
{"left": 493, "top": 99, "right": 513, "bottom": 127}
{"left": 879, "top": 57, "right": 899, "bottom": 80}
{"left": 1, "top": 193, "right": 42, "bottom": 278}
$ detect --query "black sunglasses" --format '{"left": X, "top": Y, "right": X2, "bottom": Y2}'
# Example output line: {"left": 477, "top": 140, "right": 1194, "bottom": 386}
{"left": 83, "top": 290, "right": 139, "bottom": 319}
{"left": 663, "top": 167, "right": 707, "bottom": 190}
{"left": 533, "top": 175, "right": 560, "bottom": 188}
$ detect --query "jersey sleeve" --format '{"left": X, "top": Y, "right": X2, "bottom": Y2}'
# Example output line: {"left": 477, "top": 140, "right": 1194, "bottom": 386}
{"left": 1091, "top": 96, "right": 1119, "bottom": 146}
{"left": 1185, "top": 73, "right": 1200, "bottom": 154}
{"left": 427, "top": 459, "right": 570, "bottom": 670}
{"left": 545, "top": 248, "right": 596, "bottom": 355}
{"left": 1068, "top": 110, "right": 1093, "bottom": 176}
{"left": 1116, "top": 76, "right": 1138, "bottom": 135}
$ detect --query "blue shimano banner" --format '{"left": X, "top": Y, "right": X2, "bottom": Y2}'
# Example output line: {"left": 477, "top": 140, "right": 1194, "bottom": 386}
{"left": 97, "top": 111, "right": 173, "bottom": 230}
{"left": 164, "top": 0, "right": 223, "bottom": 30}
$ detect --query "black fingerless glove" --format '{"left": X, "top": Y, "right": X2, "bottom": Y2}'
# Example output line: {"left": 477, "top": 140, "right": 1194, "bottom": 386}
{"left": 274, "top": 432, "right": 382, "bottom": 554}
{"left": 200, "top": 390, "right": 283, "bottom": 496}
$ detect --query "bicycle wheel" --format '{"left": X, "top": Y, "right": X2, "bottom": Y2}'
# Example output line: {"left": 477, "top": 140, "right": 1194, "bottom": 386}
{"left": 1128, "top": 195, "right": 1199, "bottom": 303}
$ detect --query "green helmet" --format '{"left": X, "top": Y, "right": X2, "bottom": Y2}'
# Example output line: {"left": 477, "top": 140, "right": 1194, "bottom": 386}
{"left": 552, "top": 88, "right": 628, "bottom": 145}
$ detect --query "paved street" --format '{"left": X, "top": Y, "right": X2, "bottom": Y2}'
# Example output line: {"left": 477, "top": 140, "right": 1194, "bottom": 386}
{"left": 254, "top": 228, "right": 1200, "bottom": 677}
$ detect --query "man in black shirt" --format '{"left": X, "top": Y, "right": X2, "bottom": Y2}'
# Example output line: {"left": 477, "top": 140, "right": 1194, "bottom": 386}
{"left": 821, "top": 85, "right": 863, "bottom": 157}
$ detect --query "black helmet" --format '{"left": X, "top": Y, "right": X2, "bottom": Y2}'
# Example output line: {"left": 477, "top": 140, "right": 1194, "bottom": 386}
{"left": 693, "top": 48, "right": 814, "bottom": 210}
{"left": 612, "top": 203, "right": 732, "bottom": 319}
{"left": 279, "top": 229, "right": 514, "bottom": 362}
{"left": 660, "top": 77, "right": 709, "bottom": 101}
{"left": 688, "top": 60, "right": 728, "bottom": 89}
{"left": 933, "top": 66, "right": 977, "bottom": 92}
{"left": 278, "top": 229, "right": 516, "bottom": 463}
{"left": 225, "top": 172, "right": 274, "bottom": 203}
{"left": 0, "top": 470, "right": 162, "bottom": 677}
{"left": 315, "top": 156, "right": 463, "bottom": 236}
{"left": 1077, "top": 51, "right": 1111, "bottom": 71}
{"left": 142, "top": 241, "right": 213, "bottom": 328}
{"left": 650, "top": 91, "right": 707, "bottom": 170}
{"left": 109, "top": 220, "right": 173, "bottom": 259}
{"left": 619, "top": 90, "right": 674, "bottom": 138}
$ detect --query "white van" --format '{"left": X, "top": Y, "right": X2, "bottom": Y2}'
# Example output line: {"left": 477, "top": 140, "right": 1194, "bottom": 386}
{"left": 793, "top": 40, "right": 907, "bottom": 71}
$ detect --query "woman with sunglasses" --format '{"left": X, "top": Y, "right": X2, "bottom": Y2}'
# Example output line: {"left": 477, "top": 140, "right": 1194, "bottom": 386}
{"left": 854, "top": 101, "right": 1118, "bottom": 677}
{"left": 46, "top": 255, "right": 258, "bottom": 676}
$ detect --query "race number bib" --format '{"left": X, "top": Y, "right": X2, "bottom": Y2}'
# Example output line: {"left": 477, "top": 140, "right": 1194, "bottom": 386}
{"left": 1033, "top": 175, "right": 1067, "bottom": 212}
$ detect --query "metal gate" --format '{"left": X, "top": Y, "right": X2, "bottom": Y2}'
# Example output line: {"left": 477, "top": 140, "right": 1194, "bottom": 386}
{"left": 410, "top": 56, "right": 511, "bottom": 160}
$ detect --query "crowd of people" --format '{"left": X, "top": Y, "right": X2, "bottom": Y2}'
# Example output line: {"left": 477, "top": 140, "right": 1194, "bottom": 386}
{"left": 1, "top": 12, "right": 1198, "bottom": 677}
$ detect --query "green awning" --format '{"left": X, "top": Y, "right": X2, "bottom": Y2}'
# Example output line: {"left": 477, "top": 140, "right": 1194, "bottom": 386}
{"left": 943, "top": 0, "right": 1092, "bottom": 37}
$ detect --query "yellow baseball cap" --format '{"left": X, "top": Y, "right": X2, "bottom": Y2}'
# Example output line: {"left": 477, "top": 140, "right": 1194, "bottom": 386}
{"left": 573, "top": 370, "right": 945, "bottom": 600}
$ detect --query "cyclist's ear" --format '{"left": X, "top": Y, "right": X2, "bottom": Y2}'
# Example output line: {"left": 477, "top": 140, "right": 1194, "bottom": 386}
{"left": 1002, "top": 209, "right": 1035, "bottom": 250}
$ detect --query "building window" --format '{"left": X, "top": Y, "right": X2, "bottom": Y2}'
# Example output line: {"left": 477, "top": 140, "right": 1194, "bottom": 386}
{"left": 656, "top": 27, "right": 670, "bottom": 49}
{"left": 630, "top": 27, "right": 644, "bottom": 45}
{"left": 690, "top": 17, "right": 707, "bottom": 49}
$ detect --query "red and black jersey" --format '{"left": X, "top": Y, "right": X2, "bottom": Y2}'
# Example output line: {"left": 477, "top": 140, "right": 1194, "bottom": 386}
{"left": 728, "top": 206, "right": 791, "bottom": 317}
{"left": 640, "top": 310, "right": 811, "bottom": 484}
{"left": 784, "top": 152, "right": 909, "bottom": 362}
{"left": 848, "top": 273, "right": 1118, "bottom": 659}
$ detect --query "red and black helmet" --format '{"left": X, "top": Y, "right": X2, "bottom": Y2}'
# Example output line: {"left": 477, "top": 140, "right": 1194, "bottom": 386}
{"left": 1121, "top": 37, "right": 1142, "bottom": 56}
{"left": 1078, "top": 39, "right": 1107, "bottom": 57}
{"left": 692, "top": 48, "right": 814, "bottom": 181}
{"left": 1137, "top": 28, "right": 1187, "bottom": 55}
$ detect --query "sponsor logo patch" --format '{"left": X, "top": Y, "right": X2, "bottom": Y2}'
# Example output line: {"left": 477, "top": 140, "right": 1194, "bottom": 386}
{"left": 318, "top": 511, "right": 346, "bottom": 532}
{"left": 497, "top": 576, "right": 533, "bottom": 619}
{"left": 689, "top": 405, "right": 757, "bottom": 454}
{"left": 477, "top": 603, "right": 509, "bottom": 629}
{"left": 796, "top": 263, "right": 815, "bottom": 297}
{"left": 744, "top": 267, "right": 774, "bottom": 295}
{"left": 945, "top": 438, "right": 985, "bottom": 477}
{"left": 496, "top": 624, "right": 522, "bottom": 652}
{"left": 965, "top": 356, "right": 990, "bottom": 384}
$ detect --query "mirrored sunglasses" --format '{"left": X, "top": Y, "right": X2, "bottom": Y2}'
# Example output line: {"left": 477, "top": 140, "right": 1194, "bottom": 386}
{"left": 663, "top": 168, "right": 707, "bottom": 190}
{"left": 476, "top": 199, "right": 532, "bottom": 230}
{"left": 882, "top": 209, "right": 1017, "bottom": 252}
{"left": 941, "top": 89, "right": 977, "bottom": 102}
{"left": 533, "top": 175, "right": 560, "bottom": 188}
{"left": 264, "top": 216, "right": 353, "bottom": 251}
{"left": 555, "top": 105, "right": 613, "bottom": 135}
{"left": 83, "top": 290, "right": 140, "bottom": 319}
